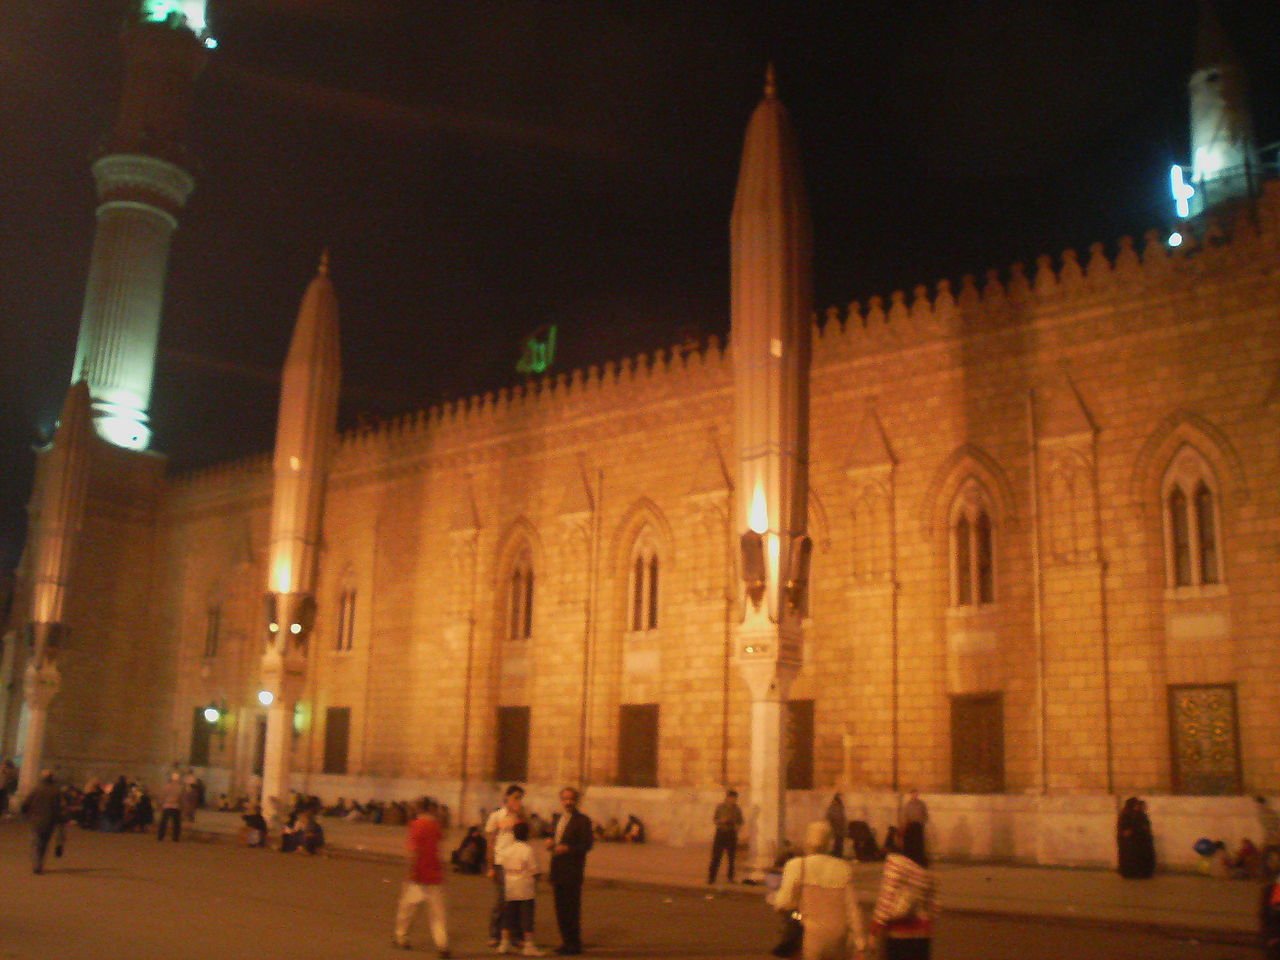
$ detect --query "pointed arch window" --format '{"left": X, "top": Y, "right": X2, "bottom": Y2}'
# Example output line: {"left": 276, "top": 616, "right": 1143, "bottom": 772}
{"left": 1162, "top": 448, "right": 1224, "bottom": 590}
{"left": 628, "top": 535, "right": 660, "bottom": 632}
{"left": 950, "top": 481, "right": 995, "bottom": 608}
{"left": 508, "top": 548, "right": 535, "bottom": 640}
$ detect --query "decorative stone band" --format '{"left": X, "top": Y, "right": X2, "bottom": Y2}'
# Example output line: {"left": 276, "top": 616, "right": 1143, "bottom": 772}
{"left": 92, "top": 153, "right": 196, "bottom": 218}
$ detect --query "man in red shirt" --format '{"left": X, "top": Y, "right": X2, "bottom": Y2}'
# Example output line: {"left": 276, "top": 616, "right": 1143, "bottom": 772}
{"left": 393, "top": 797, "right": 450, "bottom": 957}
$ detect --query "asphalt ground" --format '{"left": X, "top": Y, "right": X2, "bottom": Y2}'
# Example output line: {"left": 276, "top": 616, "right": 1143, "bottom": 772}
{"left": 0, "top": 821, "right": 1264, "bottom": 959}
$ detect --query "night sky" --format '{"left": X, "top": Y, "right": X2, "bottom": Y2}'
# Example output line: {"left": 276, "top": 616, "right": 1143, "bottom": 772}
{"left": 1, "top": 0, "right": 1277, "bottom": 570}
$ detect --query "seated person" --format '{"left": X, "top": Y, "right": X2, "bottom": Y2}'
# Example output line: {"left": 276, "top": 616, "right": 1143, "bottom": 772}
{"left": 323, "top": 796, "right": 346, "bottom": 817}
{"left": 216, "top": 793, "right": 231, "bottom": 812}
{"left": 848, "top": 820, "right": 883, "bottom": 861}
{"left": 1229, "top": 838, "right": 1261, "bottom": 879}
{"left": 881, "top": 825, "right": 901, "bottom": 856}
{"left": 623, "top": 814, "right": 646, "bottom": 843}
{"left": 602, "top": 817, "right": 623, "bottom": 842}
{"left": 241, "top": 803, "right": 268, "bottom": 847}
{"left": 451, "top": 825, "right": 487, "bottom": 874}
{"left": 280, "top": 808, "right": 325, "bottom": 854}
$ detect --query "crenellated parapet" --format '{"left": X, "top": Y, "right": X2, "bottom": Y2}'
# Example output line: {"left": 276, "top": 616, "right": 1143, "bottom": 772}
{"left": 814, "top": 178, "right": 1280, "bottom": 364}
{"left": 327, "top": 334, "right": 733, "bottom": 477}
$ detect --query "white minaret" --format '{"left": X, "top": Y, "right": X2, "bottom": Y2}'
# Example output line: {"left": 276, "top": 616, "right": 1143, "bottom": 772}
{"left": 1186, "top": 1, "right": 1257, "bottom": 215}
{"left": 731, "top": 66, "right": 813, "bottom": 873}
{"left": 16, "top": 383, "right": 95, "bottom": 797}
{"left": 70, "top": 5, "right": 208, "bottom": 450}
{"left": 259, "top": 253, "right": 342, "bottom": 819}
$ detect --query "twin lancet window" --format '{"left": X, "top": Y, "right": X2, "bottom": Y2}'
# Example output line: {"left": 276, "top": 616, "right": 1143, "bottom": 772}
{"left": 951, "top": 483, "right": 995, "bottom": 608}
{"left": 629, "top": 542, "right": 660, "bottom": 632}
{"left": 1164, "top": 448, "right": 1222, "bottom": 589}
{"left": 508, "top": 550, "right": 535, "bottom": 640}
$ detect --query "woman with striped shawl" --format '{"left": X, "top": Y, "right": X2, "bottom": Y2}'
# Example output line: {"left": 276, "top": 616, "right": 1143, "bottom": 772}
{"left": 870, "top": 821, "right": 938, "bottom": 959}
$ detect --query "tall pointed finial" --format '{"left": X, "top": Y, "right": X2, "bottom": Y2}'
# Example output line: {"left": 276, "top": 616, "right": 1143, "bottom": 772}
{"left": 764, "top": 62, "right": 777, "bottom": 100}
{"left": 318, "top": 247, "right": 330, "bottom": 276}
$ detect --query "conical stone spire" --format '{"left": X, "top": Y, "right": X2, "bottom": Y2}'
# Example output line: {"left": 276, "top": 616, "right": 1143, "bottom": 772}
{"left": 729, "top": 66, "right": 814, "bottom": 877}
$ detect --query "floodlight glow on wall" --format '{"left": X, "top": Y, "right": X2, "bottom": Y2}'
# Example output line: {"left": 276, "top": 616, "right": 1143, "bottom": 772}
{"left": 257, "top": 690, "right": 274, "bottom": 707}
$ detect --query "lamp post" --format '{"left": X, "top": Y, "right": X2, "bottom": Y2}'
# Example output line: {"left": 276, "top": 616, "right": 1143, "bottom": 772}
{"left": 730, "top": 66, "right": 813, "bottom": 876}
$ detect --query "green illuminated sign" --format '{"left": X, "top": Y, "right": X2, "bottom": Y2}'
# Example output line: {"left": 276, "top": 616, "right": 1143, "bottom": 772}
{"left": 140, "top": 0, "right": 207, "bottom": 32}
{"left": 516, "top": 324, "right": 557, "bottom": 376}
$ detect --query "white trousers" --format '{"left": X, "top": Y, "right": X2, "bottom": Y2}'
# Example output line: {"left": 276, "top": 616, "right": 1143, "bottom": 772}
{"left": 395, "top": 881, "right": 449, "bottom": 948}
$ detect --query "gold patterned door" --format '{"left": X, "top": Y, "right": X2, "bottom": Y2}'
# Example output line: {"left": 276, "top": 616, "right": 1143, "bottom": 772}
{"left": 1168, "top": 684, "right": 1242, "bottom": 795}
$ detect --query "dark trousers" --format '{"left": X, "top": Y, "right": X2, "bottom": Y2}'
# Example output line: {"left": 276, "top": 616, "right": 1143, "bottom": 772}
{"left": 832, "top": 833, "right": 845, "bottom": 859}
{"left": 31, "top": 826, "right": 54, "bottom": 873}
{"left": 488, "top": 864, "right": 507, "bottom": 940}
{"left": 157, "top": 808, "right": 181, "bottom": 842}
{"left": 708, "top": 828, "right": 738, "bottom": 882}
{"left": 504, "top": 898, "right": 536, "bottom": 941}
{"left": 553, "top": 880, "right": 583, "bottom": 951}
{"left": 885, "top": 938, "right": 931, "bottom": 960}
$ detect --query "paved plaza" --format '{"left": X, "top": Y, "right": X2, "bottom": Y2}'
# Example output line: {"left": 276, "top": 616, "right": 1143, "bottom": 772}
{"left": 0, "top": 817, "right": 1266, "bottom": 959}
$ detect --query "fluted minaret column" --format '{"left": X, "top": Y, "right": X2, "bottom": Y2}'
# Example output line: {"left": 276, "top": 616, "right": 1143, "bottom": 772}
{"left": 259, "top": 254, "right": 342, "bottom": 820}
{"left": 730, "top": 67, "right": 813, "bottom": 875}
{"left": 71, "top": 10, "right": 208, "bottom": 450}
{"left": 17, "top": 383, "right": 95, "bottom": 798}
{"left": 1187, "top": 1, "right": 1258, "bottom": 215}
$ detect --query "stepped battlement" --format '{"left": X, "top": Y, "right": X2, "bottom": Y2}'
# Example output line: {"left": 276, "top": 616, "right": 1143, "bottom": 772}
{"left": 167, "top": 179, "right": 1279, "bottom": 496}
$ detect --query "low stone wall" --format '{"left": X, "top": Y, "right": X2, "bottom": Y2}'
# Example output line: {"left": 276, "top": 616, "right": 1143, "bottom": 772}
{"left": 190, "top": 767, "right": 1276, "bottom": 870}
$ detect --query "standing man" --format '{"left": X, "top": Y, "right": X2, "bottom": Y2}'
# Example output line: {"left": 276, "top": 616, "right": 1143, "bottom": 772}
{"left": 157, "top": 771, "right": 183, "bottom": 841}
{"left": 900, "top": 789, "right": 928, "bottom": 832}
{"left": 825, "top": 791, "right": 848, "bottom": 859}
{"left": 21, "top": 769, "right": 62, "bottom": 874}
{"left": 486, "top": 784, "right": 526, "bottom": 950}
{"left": 548, "top": 786, "right": 593, "bottom": 956}
{"left": 393, "top": 796, "right": 450, "bottom": 958}
{"left": 707, "top": 789, "right": 744, "bottom": 884}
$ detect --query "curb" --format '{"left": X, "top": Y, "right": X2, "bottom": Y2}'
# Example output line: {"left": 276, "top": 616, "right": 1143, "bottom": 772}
{"left": 186, "top": 827, "right": 1257, "bottom": 946}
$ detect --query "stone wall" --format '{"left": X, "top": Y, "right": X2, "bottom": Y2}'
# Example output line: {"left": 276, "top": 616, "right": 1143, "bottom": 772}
{"left": 18, "top": 186, "right": 1277, "bottom": 866}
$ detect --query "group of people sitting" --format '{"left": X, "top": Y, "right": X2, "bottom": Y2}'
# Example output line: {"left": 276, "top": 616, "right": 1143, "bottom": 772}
{"left": 594, "top": 814, "right": 646, "bottom": 844}
{"left": 239, "top": 793, "right": 326, "bottom": 854}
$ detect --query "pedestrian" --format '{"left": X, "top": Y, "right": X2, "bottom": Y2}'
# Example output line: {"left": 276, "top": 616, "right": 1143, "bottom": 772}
{"left": 486, "top": 784, "right": 527, "bottom": 950}
{"left": 773, "top": 820, "right": 867, "bottom": 959}
{"left": 393, "top": 797, "right": 451, "bottom": 958}
{"left": 870, "top": 821, "right": 938, "bottom": 959}
{"left": 157, "top": 771, "right": 183, "bottom": 842}
{"left": 21, "top": 769, "right": 62, "bottom": 875}
{"left": 1116, "top": 796, "right": 1155, "bottom": 878}
{"left": 899, "top": 789, "right": 927, "bottom": 832}
{"left": 1262, "top": 870, "right": 1280, "bottom": 960}
{"left": 497, "top": 820, "right": 547, "bottom": 956}
{"left": 182, "top": 772, "right": 199, "bottom": 823}
{"left": 1256, "top": 796, "right": 1280, "bottom": 877}
{"left": 548, "top": 786, "right": 593, "bottom": 956}
{"left": 0, "top": 758, "right": 17, "bottom": 816}
{"left": 708, "top": 788, "right": 744, "bottom": 884}
{"left": 826, "top": 792, "right": 848, "bottom": 859}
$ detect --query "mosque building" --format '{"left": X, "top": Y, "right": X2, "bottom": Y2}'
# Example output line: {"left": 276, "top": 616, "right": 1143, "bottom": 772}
{"left": 2, "top": 2, "right": 1277, "bottom": 868}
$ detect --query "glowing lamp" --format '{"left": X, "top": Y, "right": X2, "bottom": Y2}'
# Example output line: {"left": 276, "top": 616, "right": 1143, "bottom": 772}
{"left": 748, "top": 484, "right": 769, "bottom": 534}
{"left": 203, "top": 706, "right": 220, "bottom": 724}
{"left": 1170, "top": 165, "right": 1194, "bottom": 219}
{"left": 257, "top": 690, "right": 274, "bottom": 707}
{"left": 1168, "top": 232, "right": 1183, "bottom": 248}
{"left": 289, "top": 622, "right": 302, "bottom": 635}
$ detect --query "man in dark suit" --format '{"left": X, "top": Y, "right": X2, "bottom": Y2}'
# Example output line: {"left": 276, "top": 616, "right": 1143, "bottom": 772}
{"left": 21, "top": 769, "right": 62, "bottom": 875}
{"left": 548, "top": 786, "right": 593, "bottom": 955}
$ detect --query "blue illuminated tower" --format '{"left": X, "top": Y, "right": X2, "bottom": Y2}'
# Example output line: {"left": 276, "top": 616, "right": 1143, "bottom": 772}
{"left": 70, "top": 3, "right": 211, "bottom": 450}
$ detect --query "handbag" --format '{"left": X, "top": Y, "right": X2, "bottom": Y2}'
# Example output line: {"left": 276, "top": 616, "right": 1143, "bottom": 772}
{"left": 770, "top": 856, "right": 805, "bottom": 958}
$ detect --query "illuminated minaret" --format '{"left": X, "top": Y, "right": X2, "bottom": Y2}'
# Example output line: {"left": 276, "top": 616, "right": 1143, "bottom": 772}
{"left": 70, "top": 2, "right": 210, "bottom": 450}
{"left": 16, "top": 383, "right": 95, "bottom": 797}
{"left": 730, "top": 66, "right": 813, "bottom": 873}
{"left": 259, "top": 254, "right": 342, "bottom": 817}
{"left": 1186, "top": 1, "right": 1257, "bottom": 215}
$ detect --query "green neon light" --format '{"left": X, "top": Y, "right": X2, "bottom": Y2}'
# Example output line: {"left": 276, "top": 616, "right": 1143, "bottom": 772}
{"left": 516, "top": 324, "right": 557, "bottom": 375}
{"left": 140, "top": 0, "right": 207, "bottom": 33}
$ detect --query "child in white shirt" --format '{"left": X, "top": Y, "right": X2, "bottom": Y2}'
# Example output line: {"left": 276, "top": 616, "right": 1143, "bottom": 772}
{"left": 496, "top": 820, "right": 544, "bottom": 956}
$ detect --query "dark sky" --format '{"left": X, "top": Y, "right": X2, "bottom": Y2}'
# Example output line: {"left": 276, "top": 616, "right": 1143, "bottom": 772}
{"left": 1, "top": 0, "right": 1278, "bottom": 570}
